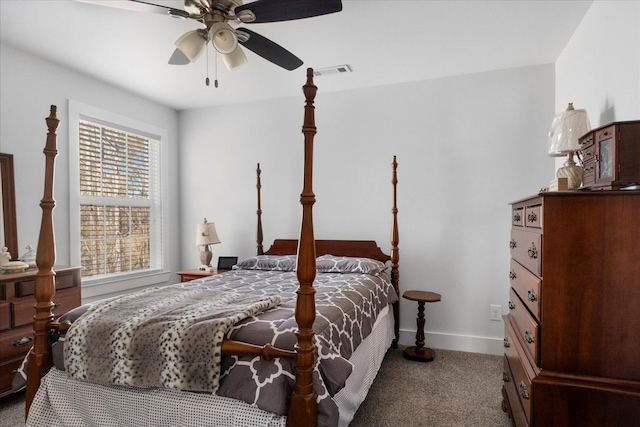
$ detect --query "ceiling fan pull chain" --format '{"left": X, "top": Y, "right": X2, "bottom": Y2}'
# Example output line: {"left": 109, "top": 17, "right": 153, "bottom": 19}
{"left": 214, "top": 48, "right": 219, "bottom": 88}
{"left": 205, "top": 44, "right": 210, "bottom": 86}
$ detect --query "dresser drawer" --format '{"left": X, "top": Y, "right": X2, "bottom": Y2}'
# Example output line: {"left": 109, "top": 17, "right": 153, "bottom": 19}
{"left": 502, "top": 356, "right": 528, "bottom": 427}
{"left": 510, "top": 229, "right": 541, "bottom": 276}
{"left": 503, "top": 315, "right": 519, "bottom": 362}
{"left": 506, "top": 346, "right": 534, "bottom": 425}
{"left": 524, "top": 205, "right": 542, "bottom": 229}
{"left": 0, "top": 326, "right": 32, "bottom": 360}
{"left": 509, "top": 289, "right": 539, "bottom": 366}
{"left": 16, "top": 272, "right": 76, "bottom": 297}
{"left": 12, "top": 288, "right": 81, "bottom": 328}
{"left": 0, "top": 357, "right": 24, "bottom": 397}
{"left": 512, "top": 207, "right": 524, "bottom": 227}
{"left": 510, "top": 259, "right": 541, "bottom": 321}
{"left": 0, "top": 302, "right": 9, "bottom": 331}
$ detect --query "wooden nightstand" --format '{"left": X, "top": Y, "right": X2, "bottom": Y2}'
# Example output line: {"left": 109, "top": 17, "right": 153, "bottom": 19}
{"left": 176, "top": 269, "right": 230, "bottom": 282}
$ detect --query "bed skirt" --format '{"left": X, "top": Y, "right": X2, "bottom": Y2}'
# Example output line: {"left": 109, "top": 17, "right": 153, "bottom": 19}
{"left": 26, "top": 305, "right": 393, "bottom": 427}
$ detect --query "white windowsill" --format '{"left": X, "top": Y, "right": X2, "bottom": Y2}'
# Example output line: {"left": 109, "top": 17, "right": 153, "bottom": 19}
{"left": 80, "top": 269, "right": 174, "bottom": 303}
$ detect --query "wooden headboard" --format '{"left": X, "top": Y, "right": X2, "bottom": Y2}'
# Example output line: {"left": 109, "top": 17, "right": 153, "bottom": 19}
{"left": 265, "top": 239, "right": 391, "bottom": 263}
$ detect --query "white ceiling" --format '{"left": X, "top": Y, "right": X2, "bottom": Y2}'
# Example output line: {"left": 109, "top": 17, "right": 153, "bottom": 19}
{"left": 0, "top": 0, "right": 593, "bottom": 111}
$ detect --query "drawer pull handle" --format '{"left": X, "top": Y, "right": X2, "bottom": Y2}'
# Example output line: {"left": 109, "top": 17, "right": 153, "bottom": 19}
{"left": 527, "top": 244, "right": 538, "bottom": 259}
{"left": 509, "top": 271, "right": 516, "bottom": 280}
{"left": 503, "top": 372, "right": 510, "bottom": 382}
{"left": 509, "top": 239, "right": 517, "bottom": 249}
{"left": 503, "top": 338, "right": 510, "bottom": 348}
{"left": 524, "top": 330, "right": 534, "bottom": 344}
{"left": 519, "top": 382, "right": 530, "bottom": 400}
{"left": 53, "top": 302, "right": 61, "bottom": 309}
{"left": 513, "top": 213, "right": 521, "bottom": 222}
{"left": 508, "top": 301, "right": 515, "bottom": 310}
{"left": 527, "top": 289, "right": 537, "bottom": 302}
{"left": 527, "top": 212, "right": 537, "bottom": 223}
{"left": 12, "top": 336, "right": 33, "bottom": 347}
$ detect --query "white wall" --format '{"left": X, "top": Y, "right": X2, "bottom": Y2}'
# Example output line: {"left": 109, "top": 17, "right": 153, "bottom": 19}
{"left": 179, "top": 64, "right": 556, "bottom": 355}
{"left": 555, "top": 1, "right": 640, "bottom": 125}
{"left": 3, "top": 1, "right": 634, "bottom": 355}
{"left": 0, "top": 43, "right": 182, "bottom": 300}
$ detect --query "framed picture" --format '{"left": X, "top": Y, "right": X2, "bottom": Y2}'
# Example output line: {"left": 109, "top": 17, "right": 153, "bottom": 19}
{"left": 217, "top": 256, "right": 238, "bottom": 271}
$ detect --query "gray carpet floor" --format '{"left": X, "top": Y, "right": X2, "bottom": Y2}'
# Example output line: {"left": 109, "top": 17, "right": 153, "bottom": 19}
{"left": 0, "top": 347, "right": 511, "bottom": 426}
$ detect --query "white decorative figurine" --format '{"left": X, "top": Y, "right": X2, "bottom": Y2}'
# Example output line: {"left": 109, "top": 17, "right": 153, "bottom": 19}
{"left": 0, "top": 247, "right": 11, "bottom": 267}
{"left": 20, "top": 245, "right": 37, "bottom": 268}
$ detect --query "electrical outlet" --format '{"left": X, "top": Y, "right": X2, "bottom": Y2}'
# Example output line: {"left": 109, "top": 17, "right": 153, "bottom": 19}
{"left": 490, "top": 304, "right": 502, "bottom": 321}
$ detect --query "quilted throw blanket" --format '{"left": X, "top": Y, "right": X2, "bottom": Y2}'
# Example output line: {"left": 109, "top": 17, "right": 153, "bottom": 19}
{"left": 64, "top": 284, "right": 281, "bottom": 392}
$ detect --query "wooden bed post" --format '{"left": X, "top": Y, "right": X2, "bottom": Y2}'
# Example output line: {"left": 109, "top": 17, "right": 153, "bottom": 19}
{"left": 390, "top": 156, "right": 400, "bottom": 348}
{"left": 288, "top": 68, "right": 318, "bottom": 427}
{"left": 256, "top": 163, "right": 264, "bottom": 255}
{"left": 25, "top": 105, "right": 59, "bottom": 417}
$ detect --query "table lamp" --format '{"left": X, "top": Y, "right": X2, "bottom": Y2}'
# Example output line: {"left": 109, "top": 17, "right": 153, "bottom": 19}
{"left": 195, "top": 218, "right": 220, "bottom": 271}
{"left": 546, "top": 103, "right": 591, "bottom": 190}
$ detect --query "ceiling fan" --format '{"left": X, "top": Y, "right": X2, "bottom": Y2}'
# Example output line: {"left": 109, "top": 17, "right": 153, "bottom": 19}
{"left": 77, "top": 0, "right": 343, "bottom": 72}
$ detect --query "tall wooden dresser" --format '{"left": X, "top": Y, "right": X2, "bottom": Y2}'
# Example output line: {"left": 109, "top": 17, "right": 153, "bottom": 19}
{"left": 502, "top": 192, "right": 640, "bottom": 426}
{"left": 0, "top": 266, "right": 81, "bottom": 397}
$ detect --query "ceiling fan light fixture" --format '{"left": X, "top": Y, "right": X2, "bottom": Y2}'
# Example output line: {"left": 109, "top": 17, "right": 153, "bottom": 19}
{"left": 221, "top": 47, "right": 248, "bottom": 70}
{"left": 210, "top": 22, "right": 238, "bottom": 54}
{"left": 168, "top": 48, "right": 191, "bottom": 65}
{"left": 175, "top": 29, "right": 209, "bottom": 62}
{"left": 236, "top": 9, "right": 256, "bottom": 23}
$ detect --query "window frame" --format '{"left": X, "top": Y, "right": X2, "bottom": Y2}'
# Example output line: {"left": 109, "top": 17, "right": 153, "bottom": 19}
{"left": 69, "top": 100, "right": 171, "bottom": 295}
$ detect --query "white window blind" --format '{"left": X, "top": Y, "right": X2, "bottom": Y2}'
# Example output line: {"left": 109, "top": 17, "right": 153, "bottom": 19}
{"left": 78, "top": 120, "right": 162, "bottom": 278}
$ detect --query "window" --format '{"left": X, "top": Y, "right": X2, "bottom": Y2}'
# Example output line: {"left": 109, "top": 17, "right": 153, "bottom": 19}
{"left": 69, "top": 101, "right": 165, "bottom": 284}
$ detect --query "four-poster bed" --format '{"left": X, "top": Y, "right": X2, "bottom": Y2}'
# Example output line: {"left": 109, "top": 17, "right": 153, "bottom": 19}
{"left": 24, "top": 69, "right": 400, "bottom": 426}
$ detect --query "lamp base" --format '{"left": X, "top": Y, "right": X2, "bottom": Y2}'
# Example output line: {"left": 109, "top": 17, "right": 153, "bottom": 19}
{"left": 199, "top": 245, "right": 213, "bottom": 270}
{"left": 556, "top": 153, "right": 583, "bottom": 190}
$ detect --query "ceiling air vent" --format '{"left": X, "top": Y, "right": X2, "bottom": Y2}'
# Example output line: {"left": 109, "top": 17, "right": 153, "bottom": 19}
{"left": 313, "top": 65, "right": 352, "bottom": 77}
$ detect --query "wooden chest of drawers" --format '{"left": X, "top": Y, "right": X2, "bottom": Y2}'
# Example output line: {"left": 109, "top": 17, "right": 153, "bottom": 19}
{"left": 502, "top": 192, "right": 640, "bottom": 426}
{"left": 0, "top": 266, "right": 81, "bottom": 397}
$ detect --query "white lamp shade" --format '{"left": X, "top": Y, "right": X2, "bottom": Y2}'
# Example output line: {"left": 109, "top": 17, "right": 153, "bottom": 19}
{"left": 168, "top": 48, "right": 191, "bottom": 65}
{"left": 221, "top": 47, "right": 247, "bottom": 70}
{"left": 210, "top": 22, "right": 238, "bottom": 54}
{"left": 195, "top": 221, "right": 221, "bottom": 246}
{"left": 546, "top": 103, "right": 591, "bottom": 156}
{"left": 175, "top": 29, "right": 208, "bottom": 62}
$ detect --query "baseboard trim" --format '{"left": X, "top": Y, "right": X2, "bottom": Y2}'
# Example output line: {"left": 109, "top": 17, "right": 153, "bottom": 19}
{"left": 398, "top": 329, "right": 504, "bottom": 356}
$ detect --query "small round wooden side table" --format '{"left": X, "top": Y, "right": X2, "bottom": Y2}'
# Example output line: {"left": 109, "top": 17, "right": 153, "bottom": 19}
{"left": 402, "top": 290, "right": 441, "bottom": 362}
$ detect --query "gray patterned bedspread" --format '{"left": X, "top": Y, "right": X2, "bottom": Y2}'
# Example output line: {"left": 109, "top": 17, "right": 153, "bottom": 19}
{"left": 60, "top": 255, "right": 398, "bottom": 427}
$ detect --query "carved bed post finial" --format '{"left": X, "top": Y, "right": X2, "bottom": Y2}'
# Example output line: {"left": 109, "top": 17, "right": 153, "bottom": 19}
{"left": 390, "top": 155, "right": 400, "bottom": 348}
{"left": 288, "top": 68, "right": 318, "bottom": 427}
{"left": 26, "top": 105, "right": 59, "bottom": 417}
{"left": 256, "top": 163, "right": 264, "bottom": 255}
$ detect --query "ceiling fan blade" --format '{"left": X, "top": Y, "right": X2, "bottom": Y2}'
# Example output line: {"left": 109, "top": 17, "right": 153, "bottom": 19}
{"left": 235, "top": 0, "right": 342, "bottom": 23}
{"left": 236, "top": 28, "right": 303, "bottom": 71}
{"left": 74, "top": 0, "right": 190, "bottom": 18}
